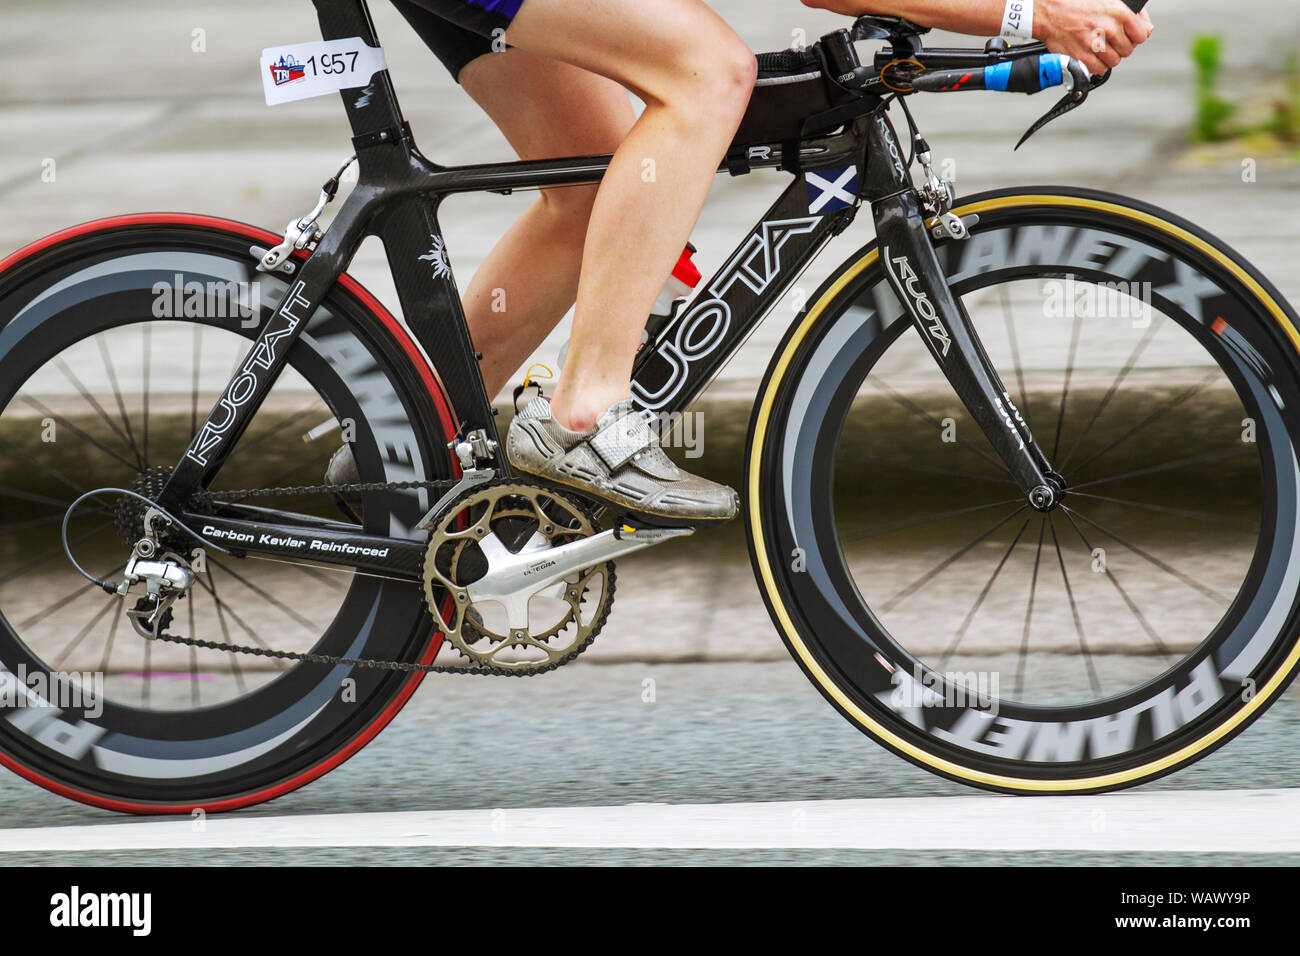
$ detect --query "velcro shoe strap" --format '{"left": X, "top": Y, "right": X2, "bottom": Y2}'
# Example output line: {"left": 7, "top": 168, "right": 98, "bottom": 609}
{"left": 587, "top": 412, "right": 654, "bottom": 472}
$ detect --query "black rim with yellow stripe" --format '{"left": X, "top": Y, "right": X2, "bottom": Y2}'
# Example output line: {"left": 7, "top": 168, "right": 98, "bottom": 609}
{"left": 746, "top": 187, "right": 1300, "bottom": 793}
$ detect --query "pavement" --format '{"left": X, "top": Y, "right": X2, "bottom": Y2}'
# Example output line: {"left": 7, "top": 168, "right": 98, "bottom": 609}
{"left": 0, "top": 660, "right": 1297, "bottom": 865}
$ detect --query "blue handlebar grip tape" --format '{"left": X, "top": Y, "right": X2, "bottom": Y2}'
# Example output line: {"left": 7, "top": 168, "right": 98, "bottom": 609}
{"left": 984, "top": 54, "right": 1070, "bottom": 93}
{"left": 1038, "top": 53, "right": 1068, "bottom": 89}
{"left": 984, "top": 60, "right": 1013, "bottom": 91}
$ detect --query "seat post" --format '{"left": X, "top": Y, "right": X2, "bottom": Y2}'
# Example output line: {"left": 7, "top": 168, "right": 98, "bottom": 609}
{"left": 311, "top": 0, "right": 409, "bottom": 142}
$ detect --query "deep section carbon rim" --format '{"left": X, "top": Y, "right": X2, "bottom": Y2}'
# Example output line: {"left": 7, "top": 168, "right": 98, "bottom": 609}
{"left": 0, "top": 219, "right": 451, "bottom": 808}
{"left": 750, "top": 191, "right": 1300, "bottom": 789}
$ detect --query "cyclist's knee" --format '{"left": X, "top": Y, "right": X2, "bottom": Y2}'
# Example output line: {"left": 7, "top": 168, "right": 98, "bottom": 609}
{"left": 537, "top": 183, "right": 599, "bottom": 226}
{"left": 665, "top": 40, "right": 756, "bottom": 127}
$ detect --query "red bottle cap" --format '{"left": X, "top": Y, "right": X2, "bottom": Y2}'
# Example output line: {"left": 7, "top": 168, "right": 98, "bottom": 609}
{"left": 671, "top": 245, "right": 702, "bottom": 288}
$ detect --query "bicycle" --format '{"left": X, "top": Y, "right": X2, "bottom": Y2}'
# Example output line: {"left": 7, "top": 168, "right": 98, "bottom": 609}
{"left": 1, "top": 0, "right": 1297, "bottom": 813}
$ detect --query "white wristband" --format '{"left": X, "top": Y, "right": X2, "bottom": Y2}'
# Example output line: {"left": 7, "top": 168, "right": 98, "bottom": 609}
{"left": 1000, "top": 0, "right": 1034, "bottom": 41}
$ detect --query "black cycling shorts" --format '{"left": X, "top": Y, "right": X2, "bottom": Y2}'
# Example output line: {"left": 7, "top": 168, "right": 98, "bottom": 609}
{"left": 388, "top": 0, "right": 527, "bottom": 83}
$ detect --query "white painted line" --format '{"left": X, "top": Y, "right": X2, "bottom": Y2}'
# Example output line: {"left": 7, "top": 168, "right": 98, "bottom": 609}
{"left": 1, "top": 788, "right": 1297, "bottom": 853}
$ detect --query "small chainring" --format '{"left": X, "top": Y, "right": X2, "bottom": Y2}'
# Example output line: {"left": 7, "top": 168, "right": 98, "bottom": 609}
{"left": 422, "top": 480, "right": 615, "bottom": 674}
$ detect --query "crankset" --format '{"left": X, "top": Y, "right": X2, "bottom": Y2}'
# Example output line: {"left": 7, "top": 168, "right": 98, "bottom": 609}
{"left": 422, "top": 479, "right": 689, "bottom": 675}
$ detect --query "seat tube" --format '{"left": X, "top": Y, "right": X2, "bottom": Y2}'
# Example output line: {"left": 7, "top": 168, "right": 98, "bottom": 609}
{"left": 862, "top": 113, "right": 1058, "bottom": 505}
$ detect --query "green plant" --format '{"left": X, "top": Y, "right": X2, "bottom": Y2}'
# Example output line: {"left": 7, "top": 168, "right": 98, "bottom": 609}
{"left": 1269, "top": 52, "right": 1300, "bottom": 146}
{"left": 1190, "top": 34, "right": 1234, "bottom": 142}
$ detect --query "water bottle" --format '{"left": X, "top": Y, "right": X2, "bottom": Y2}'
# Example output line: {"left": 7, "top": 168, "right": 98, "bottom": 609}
{"left": 557, "top": 243, "right": 701, "bottom": 369}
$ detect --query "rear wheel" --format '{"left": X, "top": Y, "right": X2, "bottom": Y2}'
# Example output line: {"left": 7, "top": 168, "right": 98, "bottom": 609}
{"left": 748, "top": 188, "right": 1300, "bottom": 792}
{"left": 0, "top": 215, "right": 455, "bottom": 812}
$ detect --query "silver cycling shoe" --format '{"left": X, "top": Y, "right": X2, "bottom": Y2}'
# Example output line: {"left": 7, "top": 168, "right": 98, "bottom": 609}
{"left": 506, "top": 397, "right": 738, "bottom": 523}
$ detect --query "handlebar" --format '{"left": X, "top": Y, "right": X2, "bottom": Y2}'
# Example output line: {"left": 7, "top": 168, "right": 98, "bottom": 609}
{"left": 822, "top": 1, "right": 1152, "bottom": 146}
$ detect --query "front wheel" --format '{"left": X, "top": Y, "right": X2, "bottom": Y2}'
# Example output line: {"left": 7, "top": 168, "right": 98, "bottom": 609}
{"left": 748, "top": 187, "right": 1300, "bottom": 793}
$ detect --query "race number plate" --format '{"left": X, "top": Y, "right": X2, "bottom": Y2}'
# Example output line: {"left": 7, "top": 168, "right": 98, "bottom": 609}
{"left": 260, "top": 38, "right": 387, "bottom": 106}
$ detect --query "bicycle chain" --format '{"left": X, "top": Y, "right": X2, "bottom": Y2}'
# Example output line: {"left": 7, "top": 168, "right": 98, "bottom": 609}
{"left": 147, "top": 476, "right": 614, "bottom": 677}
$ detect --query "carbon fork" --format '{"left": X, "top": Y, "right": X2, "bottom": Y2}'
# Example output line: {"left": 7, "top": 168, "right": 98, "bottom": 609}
{"left": 861, "top": 110, "right": 1063, "bottom": 510}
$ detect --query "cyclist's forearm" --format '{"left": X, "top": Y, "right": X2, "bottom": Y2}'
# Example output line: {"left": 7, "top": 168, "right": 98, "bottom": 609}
{"left": 800, "top": 0, "right": 1153, "bottom": 77}
{"left": 800, "top": 0, "right": 1006, "bottom": 38}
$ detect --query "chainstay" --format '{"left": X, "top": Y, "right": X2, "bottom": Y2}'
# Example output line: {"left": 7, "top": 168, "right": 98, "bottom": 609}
{"left": 157, "top": 476, "right": 613, "bottom": 676}
{"left": 147, "top": 560, "right": 615, "bottom": 677}
{"left": 156, "top": 476, "right": 614, "bottom": 676}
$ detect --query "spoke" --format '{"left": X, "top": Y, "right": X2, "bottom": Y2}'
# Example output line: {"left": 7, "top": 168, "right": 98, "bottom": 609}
{"left": 194, "top": 570, "right": 290, "bottom": 671}
{"left": 141, "top": 622, "right": 151, "bottom": 707}
{"left": 97, "top": 336, "right": 142, "bottom": 468}
{"left": 844, "top": 498, "right": 1024, "bottom": 544}
{"left": 1069, "top": 446, "right": 1255, "bottom": 492}
{"left": 256, "top": 454, "right": 332, "bottom": 493}
{"left": 51, "top": 594, "right": 120, "bottom": 670}
{"left": 209, "top": 557, "right": 323, "bottom": 635}
{"left": 1049, "top": 311, "right": 1082, "bottom": 461}
{"left": 1066, "top": 369, "right": 1221, "bottom": 481}
{"left": 1013, "top": 518, "right": 1047, "bottom": 698}
{"left": 23, "top": 454, "right": 92, "bottom": 501}
{"left": 1063, "top": 505, "right": 1231, "bottom": 605}
{"left": 1058, "top": 316, "right": 1163, "bottom": 472}
{"left": 867, "top": 376, "right": 1005, "bottom": 471}
{"left": 16, "top": 563, "right": 126, "bottom": 631}
{"left": 939, "top": 516, "right": 1031, "bottom": 667}
{"left": 999, "top": 284, "right": 1034, "bottom": 430}
{"left": 879, "top": 504, "right": 1029, "bottom": 613}
{"left": 1069, "top": 491, "right": 1257, "bottom": 530}
{"left": 0, "top": 512, "right": 104, "bottom": 535}
{"left": 188, "top": 594, "right": 200, "bottom": 706}
{"left": 53, "top": 358, "right": 144, "bottom": 470}
{"left": 0, "top": 521, "right": 114, "bottom": 587}
{"left": 0, "top": 484, "right": 111, "bottom": 514}
{"left": 1048, "top": 516, "right": 1101, "bottom": 696}
{"left": 1059, "top": 507, "right": 1173, "bottom": 658}
{"left": 203, "top": 568, "right": 247, "bottom": 692}
{"left": 98, "top": 594, "right": 125, "bottom": 673}
{"left": 20, "top": 396, "right": 139, "bottom": 472}
{"left": 220, "top": 404, "right": 322, "bottom": 470}
{"left": 856, "top": 456, "right": 1015, "bottom": 486}
{"left": 191, "top": 323, "right": 203, "bottom": 439}
{"left": 141, "top": 323, "right": 152, "bottom": 465}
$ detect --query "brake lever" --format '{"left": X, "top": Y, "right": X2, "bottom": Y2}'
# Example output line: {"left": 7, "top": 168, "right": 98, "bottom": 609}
{"left": 1014, "top": 59, "right": 1100, "bottom": 149}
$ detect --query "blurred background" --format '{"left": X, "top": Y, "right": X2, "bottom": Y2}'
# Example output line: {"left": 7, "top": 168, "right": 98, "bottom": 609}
{"left": 0, "top": 0, "right": 1297, "bottom": 662}
{"left": 1, "top": 1, "right": 1299, "bottom": 849}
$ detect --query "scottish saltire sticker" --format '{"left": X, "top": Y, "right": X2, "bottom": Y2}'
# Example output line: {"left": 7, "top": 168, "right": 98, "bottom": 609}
{"left": 260, "top": 38, "right": 387, "bottom": 106}
{"left": 805, "top": 166, "right": 859, "bottom": 213}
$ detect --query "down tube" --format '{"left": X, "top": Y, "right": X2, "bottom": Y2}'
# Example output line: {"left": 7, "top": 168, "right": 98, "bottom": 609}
{"left": 630, "top": 170, "right": 857, "bottom": 416}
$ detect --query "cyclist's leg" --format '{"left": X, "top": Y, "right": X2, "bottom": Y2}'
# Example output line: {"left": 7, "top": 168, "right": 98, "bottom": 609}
{"left": 457, "top": 50, "right": 636, "bottom": 397}
{"left": 503, "top": 0, "right": 757, "bottom": 431}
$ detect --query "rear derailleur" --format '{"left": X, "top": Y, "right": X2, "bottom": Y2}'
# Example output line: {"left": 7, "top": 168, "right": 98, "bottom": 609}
{"left": 117, "top": 508, "right": 197, "bottom": 641}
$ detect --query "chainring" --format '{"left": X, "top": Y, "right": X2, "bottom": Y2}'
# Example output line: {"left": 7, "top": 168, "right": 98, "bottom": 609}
{"left": 422, "top": 480, "right": 615, "bottom": 674}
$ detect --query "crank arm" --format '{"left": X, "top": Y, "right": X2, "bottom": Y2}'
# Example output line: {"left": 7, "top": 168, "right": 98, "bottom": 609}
{"left": 466, "top": 524, "right": 692, "bottom": 616}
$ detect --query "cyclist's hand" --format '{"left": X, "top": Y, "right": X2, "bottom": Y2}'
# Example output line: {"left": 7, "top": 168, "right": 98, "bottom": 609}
{"left": 1034, "top": 0, "right": 1154, "bottom": 76}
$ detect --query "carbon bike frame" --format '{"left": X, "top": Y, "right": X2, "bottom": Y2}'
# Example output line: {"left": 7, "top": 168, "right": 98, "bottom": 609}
{"left": 155, "top": 0, "right": 1056, "bottom": 579}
